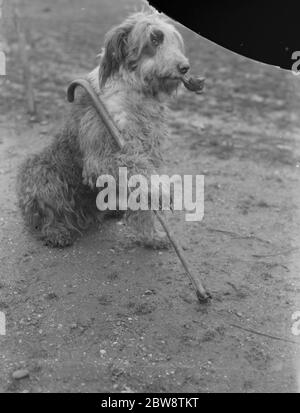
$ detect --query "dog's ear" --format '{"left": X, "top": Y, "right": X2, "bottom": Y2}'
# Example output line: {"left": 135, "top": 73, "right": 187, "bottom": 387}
{"left": 99, "top": 23, "right": 132, "bottom": 87}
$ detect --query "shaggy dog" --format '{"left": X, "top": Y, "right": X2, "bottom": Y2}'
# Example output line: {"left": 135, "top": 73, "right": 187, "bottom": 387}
{"left": 16, "top": 11, "right": 191, "bottom": 248}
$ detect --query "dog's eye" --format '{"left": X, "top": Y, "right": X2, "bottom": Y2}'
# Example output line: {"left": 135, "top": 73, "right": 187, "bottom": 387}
{"left": 150, "top": 30, "right": 164, "bottom": 47}
{"left": 151, "top": 37, "right": 159, "bottom": 46}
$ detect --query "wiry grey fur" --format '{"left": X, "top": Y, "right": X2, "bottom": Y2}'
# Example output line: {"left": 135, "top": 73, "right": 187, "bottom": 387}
{"left": 16, "top": 11, "right": 190, "bottom": 248}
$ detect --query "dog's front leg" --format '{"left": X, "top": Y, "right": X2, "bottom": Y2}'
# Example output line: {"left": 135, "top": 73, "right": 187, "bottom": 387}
{"left": 78, "top": 105, "right": 118, "bottom": 188}
{"left": 113, "top": 153, "right": 172, "bottom": 249}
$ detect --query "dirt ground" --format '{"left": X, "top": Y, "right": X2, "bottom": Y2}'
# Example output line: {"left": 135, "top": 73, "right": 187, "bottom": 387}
{"left": 1, "top": 0, "right": 300, "bottom": 393}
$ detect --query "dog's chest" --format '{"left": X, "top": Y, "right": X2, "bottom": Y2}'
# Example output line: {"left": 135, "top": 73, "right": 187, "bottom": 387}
{"left": 102, "top": 91, "right": 168, "bottom": 148}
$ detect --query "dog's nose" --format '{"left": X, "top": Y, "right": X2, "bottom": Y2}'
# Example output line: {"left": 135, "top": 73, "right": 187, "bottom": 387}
{"left": 178, "top": 63, "right": 190, "bottom": 75}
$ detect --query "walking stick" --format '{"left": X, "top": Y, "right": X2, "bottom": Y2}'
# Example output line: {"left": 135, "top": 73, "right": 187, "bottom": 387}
{"left": 67, "top": 79, "right": 211, "bottom": 303}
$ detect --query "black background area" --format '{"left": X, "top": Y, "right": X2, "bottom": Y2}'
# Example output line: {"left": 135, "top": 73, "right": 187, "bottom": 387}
{"left": 148, "top": 0, "right": 300, "bottom": 70}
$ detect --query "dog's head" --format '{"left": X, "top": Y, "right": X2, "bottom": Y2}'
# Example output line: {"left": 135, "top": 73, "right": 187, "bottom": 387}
{"left": 99, "top": 11, "right": 190, "bottom": 96}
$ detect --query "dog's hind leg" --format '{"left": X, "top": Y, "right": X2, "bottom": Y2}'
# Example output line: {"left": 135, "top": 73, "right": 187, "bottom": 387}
{"left": 40, "top": 208, "right": 76, "bottom": 248}
{"left": 20, "top": 194, "right": 78, "bottom": 248}
{"left": 17, "top": 154, "right": 84, "bottom": 248}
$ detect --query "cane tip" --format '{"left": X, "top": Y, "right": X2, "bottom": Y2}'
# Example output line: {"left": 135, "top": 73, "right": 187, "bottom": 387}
{"left": 196, "top": 290, "right": 212, "bottom": 304}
